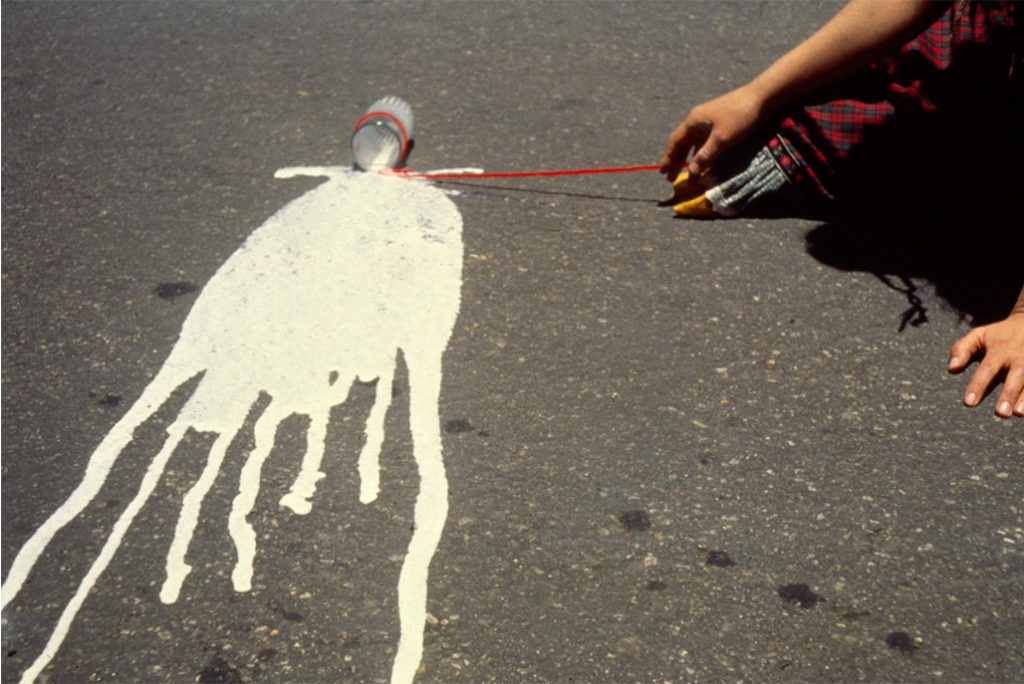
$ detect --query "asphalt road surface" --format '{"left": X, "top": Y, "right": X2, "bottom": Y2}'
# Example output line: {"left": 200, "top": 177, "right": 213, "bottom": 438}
{"left": 3, "top": 2, "right": 1022, "bottom": 683}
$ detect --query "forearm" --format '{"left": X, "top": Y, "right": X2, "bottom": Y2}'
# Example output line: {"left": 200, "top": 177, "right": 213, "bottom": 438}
{"left": 660, "top": 0, "right": 948, "bottom": 180}
{"left": 747, "top": 0, "right": 946, "bottom": 115}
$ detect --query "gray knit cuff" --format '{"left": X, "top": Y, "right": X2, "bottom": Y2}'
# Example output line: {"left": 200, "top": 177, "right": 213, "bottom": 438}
{"left": 705, "top": 146, "right": 790, "bottom": 216}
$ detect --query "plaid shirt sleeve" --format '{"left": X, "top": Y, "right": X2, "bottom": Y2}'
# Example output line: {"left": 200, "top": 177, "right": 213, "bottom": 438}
{"left": 767, "top": 0, "right": 1018, "bottom": 201}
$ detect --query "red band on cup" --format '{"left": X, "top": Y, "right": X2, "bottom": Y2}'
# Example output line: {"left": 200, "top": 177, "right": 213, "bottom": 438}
{"left": 352, "top": 110, "right": 410, "bottom": 162}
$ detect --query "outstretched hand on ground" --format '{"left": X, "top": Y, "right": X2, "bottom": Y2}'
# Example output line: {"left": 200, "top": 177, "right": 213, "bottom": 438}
{"left": 948, "top": 308, "right": 1024, "bottom": 418}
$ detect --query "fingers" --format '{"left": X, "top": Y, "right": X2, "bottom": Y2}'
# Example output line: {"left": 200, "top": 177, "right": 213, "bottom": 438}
{"left": 687, "top": 136, "right": 725, "bottom": 178}
{"left": 662, "top": 85, "right": 766, "bottom": 185}
{"left": 948, "top": 328, "right": 983, "bottom": 372}
{"left": 952, "top": 326, "right": 1000, "bottom": 408}
{"left": 660, "top": 116, "right": 735, "bottom": 180}
{"left": 659, "top": 126, "right": 685, "bottom": 178}
{"left": 961, "top": 358, "right": 1001, "bottom": 408}
{"left": 949, "top": 322, "right": 1024, "bottom": 417}
{"left": 995, "top": 360, "right": 1024, "bottom": 417}
{"left": 660, "top": 119, "right": 707, "bottom": 181}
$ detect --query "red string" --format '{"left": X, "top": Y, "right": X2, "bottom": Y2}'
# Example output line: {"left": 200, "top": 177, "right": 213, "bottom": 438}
{"left": 385, "top": 163, "right": 670, "bottom": 180}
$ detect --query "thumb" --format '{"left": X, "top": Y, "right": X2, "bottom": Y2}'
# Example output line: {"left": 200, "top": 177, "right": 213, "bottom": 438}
{"left": 687, "top": 137, "right": 723, "bottom": 178}
{"left": 949, "top": 327, "right": 985, "bottom": 371}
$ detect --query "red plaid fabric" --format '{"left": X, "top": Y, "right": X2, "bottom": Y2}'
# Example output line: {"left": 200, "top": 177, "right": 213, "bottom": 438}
{"left": 768, "top": 0, "right": 1018, "bottom": 200}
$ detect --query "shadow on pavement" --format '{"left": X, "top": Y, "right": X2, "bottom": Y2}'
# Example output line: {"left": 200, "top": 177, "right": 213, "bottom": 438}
{"left": 794, "top": 71, "right": 1021, "bottom": 329}
{"left": 802, "top": 141, "right": 1022, "bottom": 329}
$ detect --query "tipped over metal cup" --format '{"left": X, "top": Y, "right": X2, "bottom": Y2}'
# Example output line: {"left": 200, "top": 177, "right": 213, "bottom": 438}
{"left": 351, "top": 96, "right": 414, "bottom": 170}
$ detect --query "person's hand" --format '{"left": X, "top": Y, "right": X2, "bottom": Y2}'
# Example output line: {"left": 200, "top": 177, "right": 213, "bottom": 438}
{"left": 948, "top": 309, "right": 1024, "bottom": 418}
{"left": 660, "top": 84, "right": 766, "bottom": 182}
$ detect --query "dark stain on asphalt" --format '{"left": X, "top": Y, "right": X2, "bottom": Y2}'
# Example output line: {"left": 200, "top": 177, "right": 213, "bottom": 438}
{"left": 646, "top": 580, "right": 667, "bottom": 591}
{"left": 619, "top": 510, "right": 651, "bottom": 532}
{"left": 445, "top": 418, "right": 474, "bottom": 434}
{"left": 89, "top": 391, "right": 122, "bottom": 407}
{"left": 778, "top": 583, "right": 821, "bottom": 609}
{"left": 198, "top": 656, "right": 242, "bottom": 684}
{"left": 154, "top": 282, "right": 199, "bottom": 300}
{"left": 885, "top": 631, "right": 919, "bottom": 654}
{"left": 705, "top": 550, "right": 736, "bottom": 567}
{"left": 256, "top": 648, "right": 277, "bottom": 662}
{"left": 270, "top": 600, "right": 305, "bottom": 622}
{"left": 843, "top": 610, "right": 870, "bottom": 620}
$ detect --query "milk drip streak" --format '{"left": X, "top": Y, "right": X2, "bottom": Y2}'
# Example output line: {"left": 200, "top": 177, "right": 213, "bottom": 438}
{"left": 2, "top": 168, "right": 463, "bottom": 684}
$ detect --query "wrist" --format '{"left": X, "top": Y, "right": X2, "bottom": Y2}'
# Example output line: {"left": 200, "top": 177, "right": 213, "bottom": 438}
{"left": 1012, "top": 286, "right": 1024, "bottom": 315}
{"left": 744, "top": 75, "right": 784, "bottom": 118}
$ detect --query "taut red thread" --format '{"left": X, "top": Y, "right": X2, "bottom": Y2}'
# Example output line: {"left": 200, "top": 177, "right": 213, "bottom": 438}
{"left": 384, "top": 163, "right": 674, "bottom": 180}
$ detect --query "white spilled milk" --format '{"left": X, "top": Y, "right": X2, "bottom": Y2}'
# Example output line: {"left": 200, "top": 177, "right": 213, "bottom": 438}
{"left": 2, "top": 168, "right": 463, "bottom": 684}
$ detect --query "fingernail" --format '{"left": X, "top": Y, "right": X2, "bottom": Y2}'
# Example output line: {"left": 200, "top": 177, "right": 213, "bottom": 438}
{"left": 948, "top": 355, "right": 960, "bottom": 369}
{"left": 998, "top": 401, "right": 1011, "bottom": 416}
{"left": 1015, "top": 400, "right": 1024, "bottom": 415}
{"left": 965, "top": 392, "right": 977, "bottom": 406}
